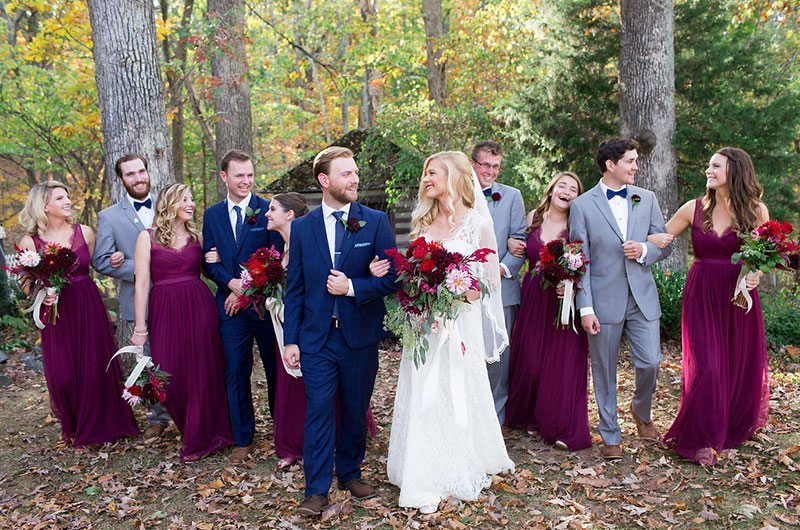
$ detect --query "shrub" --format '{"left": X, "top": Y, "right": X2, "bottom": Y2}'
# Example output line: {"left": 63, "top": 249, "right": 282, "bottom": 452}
{"left": 653, "top": 268, "right": 687, "bottom": 342}
{"left": 760, "top": 283, "right": 800, "bottom": 354}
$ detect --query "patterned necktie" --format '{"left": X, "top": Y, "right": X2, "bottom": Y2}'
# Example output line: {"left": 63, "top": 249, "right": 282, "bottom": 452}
{"left": 233, "top": 205, "right": 244, "bottom": 244}
{"left": 332, "top": 210, "right": 345, "bottom": 268}
{"left": 606, "top": 187, "right": 627, "bottom": 200}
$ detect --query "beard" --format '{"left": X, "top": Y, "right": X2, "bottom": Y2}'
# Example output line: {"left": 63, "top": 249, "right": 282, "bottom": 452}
{"left": 124, "top": 180, "right": 151, "bottom": 200}
{"left": 329, "top": 186, "right": 357, "bottom": 205}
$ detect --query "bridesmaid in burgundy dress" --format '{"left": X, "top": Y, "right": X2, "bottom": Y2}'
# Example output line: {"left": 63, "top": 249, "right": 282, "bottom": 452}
{"left": 132, "top": 183, "right": 234, "bottom": 462}
{"left": 504, "top": 171, "right": 592, "bottom": 451}
{"left": 17, "top": 181, "right": 138, "bottom": 447}
{"left": 266, "top": 193, "right": 378, "bottom": 468}
{"left": 650, "top": 148, "right": 770, "bottom": 465}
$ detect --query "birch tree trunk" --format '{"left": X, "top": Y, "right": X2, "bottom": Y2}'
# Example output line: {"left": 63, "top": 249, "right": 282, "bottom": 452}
{"left": 359, "top": 0, "right": 380, "bottom": 127}
{"left": 619, "top": 0, "right": 685, "bottom": 269}
{"left": 207, "top": 0, "right": 253, "bottom": 198}
{"left": 421, "top": 0, "right": 446, "bottom": 105}
{"left": 88, "top": 0, "right": 174, "bottom": 202}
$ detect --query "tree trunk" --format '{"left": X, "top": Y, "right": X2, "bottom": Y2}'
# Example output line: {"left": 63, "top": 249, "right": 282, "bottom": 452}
{"left": 619, "top": 0, "right": 684, "bottom": 269}
{"left": 207, "top": 0, "right": 253, "bottom": 198}
{"left": 421, "top": 0, "right": 446, "bottom": 105}
{"left": 87, "top": 0, "right": 174, "bottom": 202}
{"left": 358, "top": 0, "right": 380, "bottom": 127}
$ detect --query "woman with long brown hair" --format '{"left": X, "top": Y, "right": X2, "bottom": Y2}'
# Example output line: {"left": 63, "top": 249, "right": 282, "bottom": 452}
{"left": 649, "top": 147, "right": 770, "bottom": 465}
{"left": 504, "top": 171, "right": 592, "bottom": 451}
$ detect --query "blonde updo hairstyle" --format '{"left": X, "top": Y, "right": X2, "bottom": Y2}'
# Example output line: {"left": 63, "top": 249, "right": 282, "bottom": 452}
{"left": 410, "top": 151, "right": 476, "bottom": 239}
{"left": 19, "top": 181, "right": 74, "bottom": 237}
{"left": 152, "top": 183, "right": 200, "bottom": 248}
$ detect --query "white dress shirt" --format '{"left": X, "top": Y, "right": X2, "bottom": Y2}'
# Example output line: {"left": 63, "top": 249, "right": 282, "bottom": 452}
{"left": 127, "top": 193, "right": 154, "bottom": 229}
{"left": 320, "top": 199, "right": 355, "bottom": 297}
{"left": 227, "top": 193, "right": 252, "bottom": 241}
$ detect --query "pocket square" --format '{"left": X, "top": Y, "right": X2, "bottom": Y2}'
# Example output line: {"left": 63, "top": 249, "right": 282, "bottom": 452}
{"left": 249, "top": 227, "right": 265, "bottom": 232}
{"left": 353, "top": 242, "right": 372, "bottom": 248}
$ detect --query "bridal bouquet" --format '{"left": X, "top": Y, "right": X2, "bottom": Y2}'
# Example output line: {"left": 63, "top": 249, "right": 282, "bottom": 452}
{"left": 122, "top": 364, "right": 170, "bottom": 409}
{"left": 235, "top": 246, "right": 286, "bottom": 319}
{"left": 5, "top": 243, "right": 78, "bottom": 329}
{"left": 535, "top": 238, "right": 590, "bottom": 330}
{"left": 730, "top": 220, "right": 799, "bottom": 311}
{"left": 384, "top": 237, "right": 495, "bottom": 368}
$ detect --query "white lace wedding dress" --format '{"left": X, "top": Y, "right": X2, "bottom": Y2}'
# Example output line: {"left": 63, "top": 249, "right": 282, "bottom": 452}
{"left": 387, "top": 210, "right": 515, "bottom": 510}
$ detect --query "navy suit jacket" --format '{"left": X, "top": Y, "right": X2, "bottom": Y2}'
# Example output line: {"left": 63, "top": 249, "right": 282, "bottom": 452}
{"left": 202, "top": 194, "right": 283, "bottom": 319}
{"left": 283, "top": 202, "right": 398, "bottom": 354}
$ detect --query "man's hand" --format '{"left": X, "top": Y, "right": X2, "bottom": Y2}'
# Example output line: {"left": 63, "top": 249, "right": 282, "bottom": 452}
{"left": 327, "top": 269, "right": 350, "bottom": 295}
{"left": 507, "top": 237, "right": 526, "bottom": 258}
{"left": 284, "top": 344, "right": 301, "bottom": 369}
{"left": 109, "top": 251, "right": 125, "bottom": 268}
{"left": 205, "top": 247, "right": 220, "bottom": 264}
{"left": 622, "top": 240, "right": 644, "bottom": 260}
{"left": 227, "top": 278, "right": 244, "bottom": 297}
{"left": 224, "top": 292, "right": 241, "bottom": 316}
{"left": 581, "top": 314, "right": 600, "bottom": 335}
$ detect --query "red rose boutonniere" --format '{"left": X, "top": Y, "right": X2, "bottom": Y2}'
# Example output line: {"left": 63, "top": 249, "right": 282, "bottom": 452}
{"left": 631, "top": 194, "right": 641, "bottom": 209}
{"left": 343, "top": 216, "right": 367, "bottom": 234}
{"left": 485, "top": 192, "right": 502, "bottom": 202}
{"left": 245, "top": 206, "right": 261, "bottom": 224}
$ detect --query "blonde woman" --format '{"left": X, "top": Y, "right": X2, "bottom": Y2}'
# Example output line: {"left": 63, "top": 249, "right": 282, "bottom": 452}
{"left": 17, "top": 181, "right": 138, "bottom": 447}
{"left": 386, "top": 151, "right": 514, "bottom": 513}
{"left": 132, "top": 183, "right": 233, "bottom": 461}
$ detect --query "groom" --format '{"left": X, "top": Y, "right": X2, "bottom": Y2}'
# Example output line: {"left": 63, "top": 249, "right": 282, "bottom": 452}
{"left": 569, "top": 138, "right": 671, "bottom": 461}
{"left": 283, "top": 146, "right": 397, "bottom": 516}
{"left": 202, "top": 149, "right": 281, "bottom": 463}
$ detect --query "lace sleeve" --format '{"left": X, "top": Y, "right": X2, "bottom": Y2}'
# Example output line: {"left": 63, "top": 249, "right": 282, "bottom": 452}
{"left": 475, "top": 214, "right": 508, "bottom": 363}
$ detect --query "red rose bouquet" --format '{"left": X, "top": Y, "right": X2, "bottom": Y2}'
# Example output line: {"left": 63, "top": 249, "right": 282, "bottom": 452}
{"left": 5, "top": 243, "right": 78, "bottom": 329}
{"left": 122, "top": 364, "right": 170, "bottom": 408}
{"left": 730, "top": 220, "right": 799, "bottom": 311}
{"left": 235, "top": 246, "right": 286, "bottom": 319}
{"left": 384, "top": 237, "right": 495, "bottom": 367}
{"left": 535, "top": 238, "right": 589, "bottom": 330}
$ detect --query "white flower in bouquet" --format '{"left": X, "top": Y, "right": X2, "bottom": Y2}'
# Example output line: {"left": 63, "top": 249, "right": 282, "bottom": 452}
{"left": 121, "top": 388, "right": 141, "bottom": 407}
{"left": 566, "top": 252, "right": 584, "bottom": 271}
{"left": 240, "top": 268, "right": 253, "bottom": 290}
{"left": 17, "top": 249, "right": 41, "bottom": 267}
{"left": 445, "top": 267, "right": 471, "bottom": 295}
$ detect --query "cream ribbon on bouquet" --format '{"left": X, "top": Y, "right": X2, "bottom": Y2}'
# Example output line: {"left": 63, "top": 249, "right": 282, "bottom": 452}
{"left": 22, "top": 287, "right": 57, "bottom": 330}
{"left": 559, "top": 279, "right": 578, "bottom": 332}
{"left": 731, "top": 270, "right": 754, "bottom": 313}
{"left": 105, "top": 345, "right": 152, "bottom": 387}
{"left": 266, "top": 297, "right": 302, "bottom": 378}
{"left": 419, "top": 319, "right": 468, "bottom": 430}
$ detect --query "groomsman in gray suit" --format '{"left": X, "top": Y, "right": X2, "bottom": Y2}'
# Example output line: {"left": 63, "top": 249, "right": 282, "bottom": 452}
{"left": 569, "top": 138, "right": 671, "bottom": 460}
{"left": 93, "top": 154, "right": 170, "bottom": 439}
{"left": 470, "top": 141, "right": 527, "bottom": 423}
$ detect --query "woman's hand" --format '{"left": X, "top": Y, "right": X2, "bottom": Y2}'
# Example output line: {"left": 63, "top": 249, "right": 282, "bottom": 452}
{"left": 131, "top": 332, "right": 148, "bottom": 347}
{"left": 369, "top": 256, "right": 390, "bottom": 278}
{"left": 466, "top": 289, "right": 480, "bottom": 302}
{"left": 745, "top": 271, "right": 762, "bottom": 290}
{"left": 42, "top": 292, "right": 58, "bottom": 306}
{"left": 647, "top": 233, "right": 674, "bottom": 249}
{"left": 555, "top": 281, "right": 565, "bottom": 298}
{"left": 205, "top": 247, "right": 220, "bottom": 264}
{"left": 508, "top": 238, "right": 526, "bottom": 258}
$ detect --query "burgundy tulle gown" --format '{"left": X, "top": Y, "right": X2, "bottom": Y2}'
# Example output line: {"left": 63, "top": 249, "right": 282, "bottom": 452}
{"left": 34, "top": 224, "right": 139, "bottom": 447}
{"left": 505, "top": 226, "right": 592, "bottom": 450}
{"left": 148, "top": 235, "right": 234, "bottom": 461}
{"left": 663, "top": 199, "right": 769, "bottom": 464}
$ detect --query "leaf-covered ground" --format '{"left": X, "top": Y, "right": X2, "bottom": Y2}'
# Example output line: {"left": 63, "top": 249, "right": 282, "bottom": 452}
{"left": 0, "top": 343, "right": 798, "bottom": 529}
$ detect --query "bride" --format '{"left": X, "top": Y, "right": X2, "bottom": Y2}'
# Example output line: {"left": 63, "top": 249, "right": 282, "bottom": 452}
{"left": 387, "top": 151, "right": 514, "bottom": 513}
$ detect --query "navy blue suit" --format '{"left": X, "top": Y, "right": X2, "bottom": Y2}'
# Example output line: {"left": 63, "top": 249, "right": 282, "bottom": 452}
{"left": 202, "top": 194, "right": 282, "bottom": 447}
{"left": 284, "top": 202, "right": 397, "bottom": 497}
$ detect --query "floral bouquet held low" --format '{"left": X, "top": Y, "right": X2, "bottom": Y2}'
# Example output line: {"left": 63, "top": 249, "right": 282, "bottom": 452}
{"left": 384, "top": 237, "right": 495, "bottom": 368}
{"left": 106, "top": 346, "right": 170, "bottom": 409}
{"left": 5, "top": 243, "right": 78, "bottom": 329}
{"left": 730, "top": 220, "right": 799, "bottom": 312}
{"left": 535, "top": 238, "right": 590, "bottom": 331}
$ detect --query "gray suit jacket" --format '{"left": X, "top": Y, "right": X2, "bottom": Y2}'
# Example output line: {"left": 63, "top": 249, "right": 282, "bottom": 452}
{"left": 93, "top": 200, "right": 146, "bottom": 321}
{"left": 487, "top": 182, "right": 527, "bottom": 307}
{"left": 568, "top": 183, "right": 671, "bottom": 324}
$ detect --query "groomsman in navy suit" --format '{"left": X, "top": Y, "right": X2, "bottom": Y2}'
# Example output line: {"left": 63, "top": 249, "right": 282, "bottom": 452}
{"left": 283, "top": 146, "right": 397, "bottom": 516}
{"left": 202, "top": 150, "right": 281, "bottom": 463}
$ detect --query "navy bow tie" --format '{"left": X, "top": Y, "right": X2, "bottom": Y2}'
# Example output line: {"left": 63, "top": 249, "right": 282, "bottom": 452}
{"left": 606, "top": 187, "right": 627, "bottom": 200}
{"left": 483, "top": 188, "right": 492, "bottom": 197}
{"left": 133, "top": 198, "right": 152, "bottom": 211}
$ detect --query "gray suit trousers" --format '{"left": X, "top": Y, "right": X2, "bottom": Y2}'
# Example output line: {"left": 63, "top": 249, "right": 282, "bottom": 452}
{"left": 487, "top": 304, "right": 517, "bottom": 423}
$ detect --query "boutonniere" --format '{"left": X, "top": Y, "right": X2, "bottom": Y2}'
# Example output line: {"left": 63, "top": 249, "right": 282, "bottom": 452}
{"left": 342, "top": 216, "right": 367, "bottom": 234}
{"left": 485, "top": 192, "right": 502, "bottom": 202}
{"left": 631, "top": 194, "right": 641, "bottom": 209}
{"left": 245, "top": 207, "right": 261, "bottom": 224}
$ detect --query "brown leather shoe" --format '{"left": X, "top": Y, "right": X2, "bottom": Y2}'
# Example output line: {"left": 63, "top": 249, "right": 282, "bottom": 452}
{"left": 630, "top": 404, "right": 660, "bottom": 440}
{"left": 229, "top": 445, "right": 253, "bottom": 463}
{"left": 337, "top": 477, "right": 377, "bottom": 499}
{"left": 600, "top": 444, "right": 623, "bottom": 461}
{"left": 143, "top": 424, "right": 165, "bottom": 440}
{"left": 296, "top": 494, "right": 327, "bottom": 516}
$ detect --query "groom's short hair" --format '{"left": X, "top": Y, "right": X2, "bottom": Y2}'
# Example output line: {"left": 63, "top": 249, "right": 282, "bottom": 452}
{"left": 313, "top": 146, "right": 354, "bottom": 183}
{"left": 220, "top": 149, "right": 252, "bottom": 172}
{"left": 596, "top": 138, "right": 639, "bottom": 173}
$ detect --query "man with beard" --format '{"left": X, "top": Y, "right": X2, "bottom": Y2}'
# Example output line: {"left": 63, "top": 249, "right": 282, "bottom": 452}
{"left": 93, "top": 153, "right": 170, "bottom": 439}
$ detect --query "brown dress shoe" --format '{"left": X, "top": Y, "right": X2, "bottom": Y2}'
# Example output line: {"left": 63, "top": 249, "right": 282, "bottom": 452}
{"left": 229, "top": 445, "right": 253, "bottom": 463}
{"left": 630, "top": 404, "right": 660, "bottom": 440}
{"left": 600, "top": 444, "right": 623, "bottom": 461}
{"left": 143, "top": 424, "right": 165, "bottom": 440}
{"left": 296, "top": 494, "right": 327, "bottom": 516}
{"left": 337, "top": 477, "right": 377, "bottom": 499}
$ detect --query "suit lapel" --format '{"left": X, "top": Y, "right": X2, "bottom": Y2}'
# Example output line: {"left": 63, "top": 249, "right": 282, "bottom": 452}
{"left": 310, "top": 208, "right": 334, "bottom": 269}
{"left": 235, "top": 195, "right": 260, "bottom": 257}
{"left": 488, "top": 183, "right": 499, "bottom": 211}
{"left": 590, "top": 185, "right": 624, "bottom": 242}
{"left": 119, "top": 200, "right": 145, "bottom": 233}
{"left": 337, "top": 202, "right": 361, "bottom": 269}
{"left": 625, "top": 189, "right": 638, "bottom": 240}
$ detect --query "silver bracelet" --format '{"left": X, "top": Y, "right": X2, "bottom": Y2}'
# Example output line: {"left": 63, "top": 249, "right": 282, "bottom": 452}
{"left": 132, "top": 329, "right": 149, "bottom": 336}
